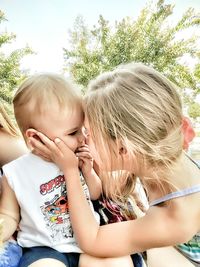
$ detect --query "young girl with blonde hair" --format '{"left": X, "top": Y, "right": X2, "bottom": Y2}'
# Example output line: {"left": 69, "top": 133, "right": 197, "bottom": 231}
{"left": 30, "top": 63, "right": 200, "bottom": 267}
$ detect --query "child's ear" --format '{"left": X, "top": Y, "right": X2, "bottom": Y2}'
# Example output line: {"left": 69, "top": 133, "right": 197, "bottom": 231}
{"left": 25, "top": 128, "right": 37, "bottom": 139}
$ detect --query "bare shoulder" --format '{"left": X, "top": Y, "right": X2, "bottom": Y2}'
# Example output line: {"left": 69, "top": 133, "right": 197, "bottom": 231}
{"left": 0, "top": 131, "right": 28, "bottom": 166}
{"left": 182, "top": 190, "right": 200, "bottom": 233}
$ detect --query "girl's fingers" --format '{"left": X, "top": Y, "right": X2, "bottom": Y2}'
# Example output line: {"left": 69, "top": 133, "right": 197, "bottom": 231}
{"left": 78, "top": 159, "right": 83, "bottom": 168}
{"left": 30, "top": 141, "right": 52, "bottom": 160}
{"left": 78, "top": 157, "right": 89, "bottom": 164}
{"left": 30, "top": 133, "right": 63, "bottom": 160}
{"left": 76, "top": 145, "right": 90, "bottom": 152}
{"left": 35, "top": 132, "right": 55, "bottom": 150}
{"left": 54, "top": 138, "right": 79, "bottom": 169}
{"left": 32, "top": 150, "right": 52, "bottom": 162}
{"left": 76, "top": 148, "right": 90, "bottom": 153}
{"left": 29, "top": 137, "right": 51, "bottom": 156}
{"left": 54, "top": 138, "right": 74, "bottom": 156}
{"left": 35, "top": 132, "right": 64, "bottom": 157}
{"left": 78, "top": 156, "right": 92, "bottom": 161}
{"left": 77, "top": 152, "right": 93, "bottom": 160}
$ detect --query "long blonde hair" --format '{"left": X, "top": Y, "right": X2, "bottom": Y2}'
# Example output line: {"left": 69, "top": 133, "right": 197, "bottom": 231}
{"left": 0, "top": 102, "right": 20, "bottom": 137}
{"left": 84, "top": 63, "right": 183, "bottom": 200}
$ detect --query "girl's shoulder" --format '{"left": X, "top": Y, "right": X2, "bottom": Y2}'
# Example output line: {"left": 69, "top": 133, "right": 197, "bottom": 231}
{"left": 0, "top": 132, "right": 27, "bottom": 167}
{"left": 149, "top": 184, "right": 200, "bottom": 207}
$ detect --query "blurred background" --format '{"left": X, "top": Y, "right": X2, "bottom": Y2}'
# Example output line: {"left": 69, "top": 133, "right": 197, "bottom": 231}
{"left": 0, "top": 0, "right": 200, "bottom": 162}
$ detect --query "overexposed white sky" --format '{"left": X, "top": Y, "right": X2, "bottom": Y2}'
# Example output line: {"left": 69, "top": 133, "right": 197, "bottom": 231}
{"left": 1, "top": 0, "right": 200, "bottom": 74}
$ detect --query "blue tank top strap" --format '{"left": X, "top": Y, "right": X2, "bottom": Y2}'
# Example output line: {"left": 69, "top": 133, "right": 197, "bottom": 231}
{"left": 150, "top": 184, "right": 200, "bottom": 207}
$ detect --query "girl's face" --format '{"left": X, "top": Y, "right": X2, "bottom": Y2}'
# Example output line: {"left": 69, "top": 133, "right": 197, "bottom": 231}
{"left": 84, "top": 117, "right": 131, "bottom": 172}
{"left": 84, "top": 117, "right": 102, "bottom": 166}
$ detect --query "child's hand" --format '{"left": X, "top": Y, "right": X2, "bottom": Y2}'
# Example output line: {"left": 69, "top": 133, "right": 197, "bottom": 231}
{"left": 76, "top": 144, "right": 93, "bottom": 177}
{"left": 29, "top": 132, "right": 79, "bottom": 173}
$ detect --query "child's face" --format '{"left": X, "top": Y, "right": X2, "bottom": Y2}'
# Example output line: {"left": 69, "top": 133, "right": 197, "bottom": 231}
{"left": 33, "top": 105, "right": 85, "bottom": 152}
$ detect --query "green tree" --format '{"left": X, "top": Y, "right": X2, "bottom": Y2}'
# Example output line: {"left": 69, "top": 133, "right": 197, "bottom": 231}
{"left": 63, "top": 0, "right": 200, "bottom": 95}
{"left": 0, "top": 10, "right": 33, "bottom": 104}
{"left": 188, "top": 102, "right": 200, "bottom": 119}
{"left": 194, "top": 61, "right": 200, "bottom": 92}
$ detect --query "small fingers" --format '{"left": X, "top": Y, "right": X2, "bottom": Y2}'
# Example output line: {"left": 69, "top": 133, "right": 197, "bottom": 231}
{"left": 76, "top": 144, "right": 90, "bottom": 153}
{"left": 76, "top": 145, "right": 93, "bottom": 160}
{"left": 76, "top": 152, "right": 93, "bottom": 160}
{"left": 35, "top": 132, "right": 55, "bottom": 149}
{"left": 35, "top": 132, "right": 64, "bottom": 157}
{"left": 29, "top": 137, "right": 51, "bottom": 156}
{"left": 29, "top": 132, "right": 63, "bottom": 161}
{"left": 54, "top": 138, "right": 75, "bottom": 157}
{"left": 32, "top": 149, "right": 52, "bottom": 162}
{"left": 78, "top": 156, "right": 92, "bottom": 162}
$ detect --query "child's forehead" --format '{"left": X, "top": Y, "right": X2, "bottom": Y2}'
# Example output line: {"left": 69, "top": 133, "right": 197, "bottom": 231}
{"left": 31, "top": 105, "right": 84, "bottom": 133}
{"left": 30, "top": 102, "right": 83, "bottom": 126}
{"left": 39, "top": 101, "right": 83, "bottom": 114}
{"left": 60, "top": 103, "right": 84, "bottom": 116}
{"left": 56, "top": 104, "right": 84, "bottom": 121}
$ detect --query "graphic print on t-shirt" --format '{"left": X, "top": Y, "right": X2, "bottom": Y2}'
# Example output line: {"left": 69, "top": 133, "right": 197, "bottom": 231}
{"left": 40, "top": 175, "right": 73, "bottom": 242}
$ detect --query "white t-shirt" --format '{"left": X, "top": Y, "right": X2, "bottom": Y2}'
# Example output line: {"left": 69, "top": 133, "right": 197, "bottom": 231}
{"left": 3, "top": 153, "right": 99, "bottom": 253}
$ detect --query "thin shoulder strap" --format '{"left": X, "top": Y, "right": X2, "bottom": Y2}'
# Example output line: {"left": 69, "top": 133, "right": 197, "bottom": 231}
{"left": 150, "top": 157, "right": 200, "bottom": 207}
{"left": 150, "top": 184, "right": 200, "bottom": 207}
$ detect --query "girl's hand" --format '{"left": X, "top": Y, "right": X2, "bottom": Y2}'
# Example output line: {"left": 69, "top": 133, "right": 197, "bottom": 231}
{"left": 76, "top": 144, "right": 93, "bottom": 177}
{"left": 28, "top": 132, "right": 52, "bottom": 162}
{"left": 29, "top": 131, "right": 79, "bottom": 172}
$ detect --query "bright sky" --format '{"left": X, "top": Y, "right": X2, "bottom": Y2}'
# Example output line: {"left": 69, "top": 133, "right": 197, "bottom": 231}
{"left": 1, "top": 0, "right": 200, "bottom": 74}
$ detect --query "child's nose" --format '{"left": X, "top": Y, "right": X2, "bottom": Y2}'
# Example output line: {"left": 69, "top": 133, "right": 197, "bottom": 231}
{"left": 78, "top": 130, "right": 86, "bottom": 144}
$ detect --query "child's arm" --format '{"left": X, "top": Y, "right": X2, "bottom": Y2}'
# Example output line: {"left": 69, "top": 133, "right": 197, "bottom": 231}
{"left": 0, "top": 176, "right": 19, "bottom": 241}
{"left": 76, "top": 144, "right": 102, "bottom": 200}
{"left": 82, "top": 168, "right": 102, "bottom": 200}
{"left": 67, "top": 172, "right": 198, "bottom": 257}
{"left": 29, "top": 132, "right": 198, "bottom": 257}
{"left": 61, "top": 170, "right": 197, "bottom": 256}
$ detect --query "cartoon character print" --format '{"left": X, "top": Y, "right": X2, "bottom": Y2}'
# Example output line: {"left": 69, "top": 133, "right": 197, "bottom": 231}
{"left": 40, "top": 173, "right": 91, "bottom": 242}
{"left": 40, "top": 175, "right": 73, "bottom": 242}
{"left": 44, "top": 193, "right": 68, "bottom": 224}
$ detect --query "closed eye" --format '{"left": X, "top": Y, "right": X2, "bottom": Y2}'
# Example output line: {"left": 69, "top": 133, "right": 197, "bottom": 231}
{"left": 68, "top": 131, "right": 78, "bottom": 136}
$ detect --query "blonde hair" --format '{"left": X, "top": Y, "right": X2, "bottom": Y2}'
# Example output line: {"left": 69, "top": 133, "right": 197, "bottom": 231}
{"left": 85, "top": 62, "right": 184, "bottom": 199}
{"left": 13, "top": 73, "right": 82, "bottom": 136}
{"left": 0, "top": 102, "right": 20, "bottom": 137}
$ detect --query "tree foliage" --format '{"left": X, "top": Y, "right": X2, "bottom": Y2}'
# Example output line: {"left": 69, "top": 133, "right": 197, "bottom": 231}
{"left": 0, "top": 10, "right": 33, "bottom": 104}
{"left": 188, "top": 102, "right": 200, "bottom": 119}
{"left": 63, "top": 0, "right": 200, "bottom": 96}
